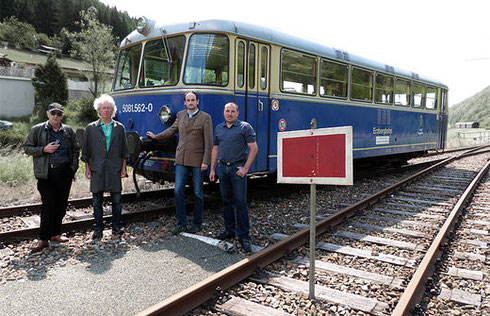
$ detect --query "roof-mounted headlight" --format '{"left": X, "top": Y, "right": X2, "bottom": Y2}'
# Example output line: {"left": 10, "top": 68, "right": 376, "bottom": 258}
{"left": 137, "top": 16, "right": 151, "bottom": 35}
{"left": 159, "top": 105, "right": 172, "bottom": 124}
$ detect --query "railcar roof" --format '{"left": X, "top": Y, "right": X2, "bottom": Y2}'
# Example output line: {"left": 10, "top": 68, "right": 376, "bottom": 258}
{"left": 121, "top": 19, "right": 447, "bottom": 88}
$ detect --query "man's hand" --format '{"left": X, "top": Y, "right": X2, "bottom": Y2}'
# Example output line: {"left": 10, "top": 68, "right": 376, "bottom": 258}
{"left": 236, "top": 166, "right": 249, "bottom": 178}
{"left": 43, "top": 142, "right": 60, "bottom": 153}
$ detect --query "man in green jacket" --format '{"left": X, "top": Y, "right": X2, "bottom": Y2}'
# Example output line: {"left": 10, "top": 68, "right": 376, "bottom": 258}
{"left": 25, "top": 103, "right": 80, "bottom": 252}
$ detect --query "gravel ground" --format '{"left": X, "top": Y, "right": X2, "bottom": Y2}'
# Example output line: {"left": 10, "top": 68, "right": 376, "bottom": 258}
{"left": 0, "top": 233, "right": 243, "bottom": 316}
{"left": 1, "top": 150, "right": 489, "bottom": 315}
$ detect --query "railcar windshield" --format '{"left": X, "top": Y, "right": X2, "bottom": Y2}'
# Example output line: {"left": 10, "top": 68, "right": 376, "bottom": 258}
{"left": 114, "top": 44, "right": 142, "bottom": 90}
{"left": 139, "top": 36, "right": 186, "bottom": 87}
{"left": 184, "top": 33, "right": 229, "bottom": 86}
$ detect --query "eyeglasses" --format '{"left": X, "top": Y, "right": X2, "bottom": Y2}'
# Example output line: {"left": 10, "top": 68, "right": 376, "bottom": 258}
{"left": 50, "top": 111, "right": 63, "bottom": 117}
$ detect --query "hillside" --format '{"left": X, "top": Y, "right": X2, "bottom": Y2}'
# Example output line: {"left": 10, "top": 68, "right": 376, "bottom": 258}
{"left": 449, "top": 85, "right": 490, "bottom": 129}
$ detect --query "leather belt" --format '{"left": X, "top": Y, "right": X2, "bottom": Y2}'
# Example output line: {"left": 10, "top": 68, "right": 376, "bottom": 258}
{"left": 49, "top": 162, "right": 70, "bottom": 168}
{"left": 218, "top": 159, "right": 245, "bottom": 166}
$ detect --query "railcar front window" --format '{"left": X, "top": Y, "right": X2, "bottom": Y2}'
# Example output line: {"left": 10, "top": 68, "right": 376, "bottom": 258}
{"left": 139, "top": 36, "right": 185, "bottom": 87}
{"left": 114, "top": 44, "right": 142, "bottom": 90}
{"left": 320, "top": 59, "right": 348, "bottom": 98}
{"left": 281, "top": 49, "right": 316, "bottom": 95}
{"left": 395, "top": 78, "right": 410, "bottom": 106}
{"left": 351, "top": 67, "right": 373, "bottom": 102}
{"left": 184, "top": 34, "right": 229, "bottom": 86}
{"left": 426, "top": 86, "right": 438, "bottom": 109}
{"left": 412, "top": 83, "right": 425, "bottom": 108}
{"left": 375, "top": 74, "right": 394, "bottom": 104}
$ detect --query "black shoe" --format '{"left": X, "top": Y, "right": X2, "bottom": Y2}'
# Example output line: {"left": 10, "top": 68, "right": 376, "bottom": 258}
{"left": 216, "top": 231, "right": 235, "bottom": 240}
{"left": 239, "top": 238, "right": 252, "bottom": 253}
{"left": 172, "top": 226, "right": 186, "bottom": 235}
{"left": 92, "top": 230, "right": 102, "bottom": 239}
{"left": 188, "top": 225, "right": 201, "bottom": 233}
{"left": 112, "top": 227, "right": 123, "bottom": 235}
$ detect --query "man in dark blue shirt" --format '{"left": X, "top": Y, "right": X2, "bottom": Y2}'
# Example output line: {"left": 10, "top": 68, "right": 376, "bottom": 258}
{"left": 209, "top": 102, "right": 258, "bottom": 252}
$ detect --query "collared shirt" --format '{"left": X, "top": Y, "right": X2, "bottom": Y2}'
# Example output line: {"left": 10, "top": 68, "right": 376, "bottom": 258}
{"left": 99, "top": 119, "right": 113, "bottom": 150}
{"left": 214, "top": 119, "right": 256, "bottom": 163}
{"left": 48, "top": 123, "right": 69, "bottom": 164}
{"left": 187, "top": 108, "right": 200, "bottom": 118}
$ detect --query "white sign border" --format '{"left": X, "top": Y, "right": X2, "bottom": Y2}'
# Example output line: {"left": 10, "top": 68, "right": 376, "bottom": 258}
{"left": 277, "top": 126, "right": 353, "bottom": 185}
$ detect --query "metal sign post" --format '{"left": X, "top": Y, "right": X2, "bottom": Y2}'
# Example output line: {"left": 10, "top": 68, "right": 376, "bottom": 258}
{"left": 277, "top": 122, "right": 353, "bottom": 301}
{"left": 309, "top": 118, "right": 317, "bottom": 299}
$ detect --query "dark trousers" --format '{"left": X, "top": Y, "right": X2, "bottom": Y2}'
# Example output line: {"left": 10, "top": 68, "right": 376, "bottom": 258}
{"left": 174, "top": 165, "right": 204, "bottom": 228}
{"left": 37, "top": 165, "right": 73, "bottom": 241}
{"left": 217, "top": 163, "right": 249, "bottom": 239}
{"left": 92, "top": 191, "right": 122, "bottom": 231}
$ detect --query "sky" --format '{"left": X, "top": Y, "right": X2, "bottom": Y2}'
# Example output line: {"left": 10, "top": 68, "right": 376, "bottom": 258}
{"left": 100, "top": 0, "right": 490, "bottom": 106}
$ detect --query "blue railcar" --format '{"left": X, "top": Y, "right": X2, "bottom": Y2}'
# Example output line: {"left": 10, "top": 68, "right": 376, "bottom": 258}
{"left": 111, "top": 18, "right": 449, "bottom": 182}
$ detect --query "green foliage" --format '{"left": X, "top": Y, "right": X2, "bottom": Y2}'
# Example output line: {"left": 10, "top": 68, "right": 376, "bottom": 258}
{"left": 31, "top": 53, "right": 68, "bottom": 116}
{"left": 0, "top": 115, "right": 32, "bottom": 149}
{"left": 0, "top": 16, "right": 36, "bottom": 50}
{"left": 66, "top": 95, "right": 98, "bottom": 125}
{"left": 70, "top": 8, "right": 117, "bottom": 98}
{"left": 449, "top": 85, "right": 490, "bottom": 129}
{"left": 0, "top": 128, "right": 26, "bottom": 149}
{"left": 0, "top": 0, "right": 136, "bottom": 56}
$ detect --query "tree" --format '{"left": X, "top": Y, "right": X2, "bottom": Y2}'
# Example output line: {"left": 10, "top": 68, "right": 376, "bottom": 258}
{"left": 0, "top": 17, "right": 36, "bottom": 49}
{"left": 70, "top": 7, "right": 116, "bottom": 98}
{"left": 31, "top": 53, "right": 68, "bottom": 116}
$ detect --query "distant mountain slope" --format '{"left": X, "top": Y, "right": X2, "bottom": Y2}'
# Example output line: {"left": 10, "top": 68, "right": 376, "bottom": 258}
{"left": 449, "top": 85, "right": 490, "bottom": 129}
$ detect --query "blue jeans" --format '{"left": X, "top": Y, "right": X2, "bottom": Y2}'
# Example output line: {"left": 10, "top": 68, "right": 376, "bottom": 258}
{"left": 93, "top": 191, "right": 122, "bottom": 231}
{"left": 174, "top": 164, "right": 203, "bottom": 228}
{"left": 217, "top": 163, "right": 249, "bottom": 239}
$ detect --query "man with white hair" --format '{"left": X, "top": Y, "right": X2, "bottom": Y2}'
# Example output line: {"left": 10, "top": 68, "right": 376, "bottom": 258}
{"left": 81, "top": 94, "right": 129, "bottom": 239}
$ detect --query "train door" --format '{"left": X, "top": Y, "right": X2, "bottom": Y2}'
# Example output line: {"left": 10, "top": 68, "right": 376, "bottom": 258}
{"left": 235, "top": 39, "right": 270, "bottom": 172}
{"left": 438, "top": 89, "right": 448, "bottom": 149}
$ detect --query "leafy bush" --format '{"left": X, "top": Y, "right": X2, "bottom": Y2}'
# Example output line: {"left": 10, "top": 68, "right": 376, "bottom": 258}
{"left": 67, "top": 95, "right": 97, "bottom": 125}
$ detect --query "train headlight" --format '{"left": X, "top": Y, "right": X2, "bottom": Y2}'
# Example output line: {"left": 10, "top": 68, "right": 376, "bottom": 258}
{"left": 136, "top": 16, "right": 150, "bottom": 35}
{"left": 158, "top": 105, "right": 172, "bottom": 124}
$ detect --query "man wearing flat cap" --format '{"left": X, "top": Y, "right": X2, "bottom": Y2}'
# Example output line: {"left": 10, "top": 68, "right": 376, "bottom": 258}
{"left": 25, "top": 103, "right": 80, "bottom": 252}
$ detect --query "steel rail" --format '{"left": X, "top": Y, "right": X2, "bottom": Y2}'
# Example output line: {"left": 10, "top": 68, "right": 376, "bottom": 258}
{"left": 0, "top": 205, "right": 176, "bottom": 242}
{"left": 137, "top": 148, "right": 490, "bottom": 315}
{"left": 0, "top": 189, "right": 169, "bottom": 217}
{"left": 392, "top": 158, "right": 490, "bottom": 315}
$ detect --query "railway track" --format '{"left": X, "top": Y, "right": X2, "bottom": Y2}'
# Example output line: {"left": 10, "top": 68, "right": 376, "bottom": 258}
{"left": 135, "top": 147, "right": 490, "bottom": 315}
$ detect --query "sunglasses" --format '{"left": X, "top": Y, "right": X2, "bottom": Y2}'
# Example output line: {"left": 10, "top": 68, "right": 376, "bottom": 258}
{"left": 50, "top": 111, "right": 63, "bottom": 117}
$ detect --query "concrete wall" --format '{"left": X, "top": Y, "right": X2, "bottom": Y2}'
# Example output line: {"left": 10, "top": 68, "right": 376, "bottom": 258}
{"left": 0, "top": 75, "right": 34, "bottom": 118}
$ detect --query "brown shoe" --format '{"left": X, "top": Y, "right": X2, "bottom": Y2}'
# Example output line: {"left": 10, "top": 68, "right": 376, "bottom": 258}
{"left": 50, "top": 235, "right": 69, "bottom": 243}
{"left": 31, "top": 240, "right": 49, "bottom": 253}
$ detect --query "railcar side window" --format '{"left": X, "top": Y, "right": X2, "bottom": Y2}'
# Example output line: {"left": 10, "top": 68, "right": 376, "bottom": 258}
{"left": 237, "top": 41, "right": 245, "bottom": 88}
{"left": 375, "top": 74, "right": 394, "bottom": 104}
{"left": 139, "top": 36, "right": 185, "bottom": 88}
{"left": 114, "top": 44, "right": 142, "bottom": 90}
{"left": 412, "top": 83, "right": 425, "bottom": 108}
{"left": 184, "top": 34, "right": 229, "bottom": 86}
{"left": 395, "top": 78, "right": 411, "bottom": 106}
{"left": 319, "top": 59, "right": 348, "bottom": 98}
{"left": 351, "top": 67, "right": 373, "bottom": 102}
{"left": 248, "top": 43, "right": 256, "bottom": 89}
{"left": 260, "top": 46, "right": 268, "bottom": 90}
{"left": 426, "top": 86, "right": 438, "bottom": 109}
{"left": 281, "top": 49, "right": 316, "bottom": 95}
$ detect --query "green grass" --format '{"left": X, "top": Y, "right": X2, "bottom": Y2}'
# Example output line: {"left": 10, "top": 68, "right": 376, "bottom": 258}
{"left": 0, "top": 146, "right": 33, "bottom": 186}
